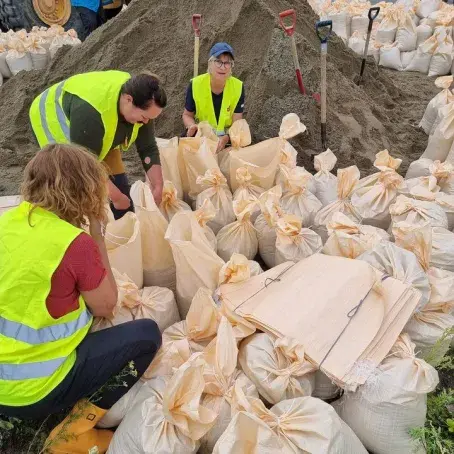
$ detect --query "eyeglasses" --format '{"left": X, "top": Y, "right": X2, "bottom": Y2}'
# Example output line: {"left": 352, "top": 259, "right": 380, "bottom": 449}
{"left": 214, "top": 59, "right": 234, "bottom": 69}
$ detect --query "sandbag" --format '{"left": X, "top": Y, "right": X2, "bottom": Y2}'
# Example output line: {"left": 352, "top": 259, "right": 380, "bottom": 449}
{"left": 389, "top": 194, "right": 448, "bottom": 229}
{"left": 396, "top": 13, "right": 418, "bottom": 51}
{"left": 254, "top": 186, "right": 283, "bottom": 268}
{"left": 218, "top": 119, "right": 252, "bottom": 185}
{"left": 379, "top": 43, "right": 403, "bottom": 70}
{"left": 405, "top": 158, "right": 434, "bottom": 179}
{"left": 130, "top": 180, "right": 176, "bottom": 290}
{"left": 313, "top": 370, "right": 340, "bottom": 400}
{"left": 351, "top": 15, "right": 369, "bottom": 36}
{"left": 213, "top": 384, "right": 368, "bottom": 454}
{"left": 279, "top": 140, "right": 298, "bottom": 169}
{"left": 405, "top": 36, "right": 438, "bottom": 73}
{"left": 105, "top": 212, "right": 143, "bottom": 288}
{"left": 274, "top": 215, "right": 322, "bottom": 265}
{"left": 0, "top": 43, "right": 12, "bottom": 78}
{"left": 199, "top": 317, "right": 258, "bottom": 454}
{"left": 416, "top": 0, "right": 442, "bottom": 19}
{"left": 218, "top": 253, "right": 261, "bottom": 285}
{"left": 6, "top": 39, "right": 32, "bottom": 75}
{"left": 358, "top": 241, "right": 430, "bottom": 310}
{"left": 108, "top": 355, "right": 217, "bottom": 454}
{"left": 335, "top": 336, "right": 439, "bottom": 454}
{"left": 323, "top": 212, "right": 390, "bottom": 259}
{"left": 279, "top": 165, "right": 323, "bottom": 226}
{"left": 328, "top": 12, "right": 352, "bottom": 42}
{"left": 194, "top": 199, "right": 217, "bottom": 251}
{"left": 313, "top": 149, "right": 338, "bottom": 207}
{"left": 348, "top": 31, "right": 367, "bottom": 55}
{"left": 98, "top": 380, "right": 144, "bottom": 429}
{"left": 165, "top": 210, "right": 224, "bottom": 318}
{"left": 416, "top": 23, "right": 434, "bottom": 46}
{"left": 196, "top": 169, "right": 235, "bottom": 235}
{"left": 314, "top": 166, "right": 362, "bottom": 242}
{"left": 351, "top": 149, "right": 405, "bottom": 229}
{"left": 229, "top": 113, "right": 306, "bottom": 192}
{"left": 159, "top": 180, "right": 191, "bottom": 221}
{"left": 216, "top": 200, "right": 258, "bottom": 261}
{"left": 431, "top": 226, "right": 454, "bottom": 271}
{"left": 419, "top": 75, "right": 454, "bottom": 134}
{"left": 401, "top": 50, "right": 417, "bottom": 68}
{"left": 239, "top": 333, "right": 316, "bottom": 405}
{"left": 232, "top": 167, "right": 264, "bottom": 223}
{"left": 27, "top": 36, "right": 48, "bottom": 70}
{"left": 428, "top": 35, "right": 454, "bottom": 77}
{"left": 376, "top": 9, "right": 399, "bottom": 44}
{"left": 158, "top": 136, "right": 183, "bottom": 197}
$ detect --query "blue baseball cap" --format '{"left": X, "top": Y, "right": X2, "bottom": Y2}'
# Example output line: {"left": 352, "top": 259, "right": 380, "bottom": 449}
{"left": 209, "top": 42, "right": 234, "bottom": 60}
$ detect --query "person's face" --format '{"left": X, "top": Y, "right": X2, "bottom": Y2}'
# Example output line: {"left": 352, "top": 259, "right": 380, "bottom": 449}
{"left": 211, "top": 53, "right": 234, "bottom": 82}
{"left": 120, "top": 94, "right": 163, "bottom": 124}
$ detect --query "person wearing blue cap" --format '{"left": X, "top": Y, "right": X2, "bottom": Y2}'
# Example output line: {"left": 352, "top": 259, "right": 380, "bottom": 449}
{"left": 182, "top": 42, "right": 245, "bottom": 152}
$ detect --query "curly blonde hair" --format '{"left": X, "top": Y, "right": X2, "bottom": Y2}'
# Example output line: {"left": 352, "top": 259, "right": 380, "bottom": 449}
{"left": 21, "top": 143, "right": 109, "bottom": 227}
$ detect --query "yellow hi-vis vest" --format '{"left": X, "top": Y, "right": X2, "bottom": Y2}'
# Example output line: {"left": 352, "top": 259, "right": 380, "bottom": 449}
{"left": 29, "top": 70, "right": 142, "bottom": 161}
{"left": 192, "top": 73, "right": 242, "bottom": 135}
{"left": 0, "top": 202, "right": 92, "bottom": 406}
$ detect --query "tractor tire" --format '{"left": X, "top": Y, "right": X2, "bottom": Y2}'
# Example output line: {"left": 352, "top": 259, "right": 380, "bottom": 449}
{"left": 0, "top": 0, "right": 25, "bottom": 31}
{"left": 20, "top": 0, "right": 87, "bottom": 40}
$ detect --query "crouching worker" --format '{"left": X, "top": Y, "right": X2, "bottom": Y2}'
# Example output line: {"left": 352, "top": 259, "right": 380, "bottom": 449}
{"left": 29, "top": 70, "right": 167, "bottom": 220}
{"left": 182, "top": 42, "right": 245, "bottom": 153}
{"left": 0, "top": 144, "right": 161, "bottom": 454}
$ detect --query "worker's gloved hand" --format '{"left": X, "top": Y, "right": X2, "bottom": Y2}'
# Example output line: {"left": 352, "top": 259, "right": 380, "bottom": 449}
{"left": 112, "top": 193, "right": 131, "bottom": 211}
{"left": 187, "top": 124, "right": 198, "bottom": 137}
{"left": 216, "top": 134, "right": 230, "bottom": 153}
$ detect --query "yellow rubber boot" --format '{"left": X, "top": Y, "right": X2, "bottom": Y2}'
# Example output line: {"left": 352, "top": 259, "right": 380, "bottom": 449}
{"left": 44, "top": 399, "right": 113, "bottom": 454}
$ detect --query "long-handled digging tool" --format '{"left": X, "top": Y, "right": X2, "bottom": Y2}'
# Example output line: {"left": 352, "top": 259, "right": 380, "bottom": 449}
{"left": 316, "top": 20, "right": 332, "bottom": 151}
{"left": 279, "top": 9, "right": 306, "bottom": 95}
{"left": 192, "top": 14, "right": 202, "bottom": 78}
{"left": 354, "top": 6, "right": 380, "bottom": 85}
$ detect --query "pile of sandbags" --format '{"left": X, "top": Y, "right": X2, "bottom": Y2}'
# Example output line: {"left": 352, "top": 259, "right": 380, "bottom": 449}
{"left": 0, "top": 25, "right": 80, "bottom": 83}
{"left": 92, "top": 115, "right": 452, "bottom": 454}
{"left": 314, "top": 0, "right": 454, "bottom": 77}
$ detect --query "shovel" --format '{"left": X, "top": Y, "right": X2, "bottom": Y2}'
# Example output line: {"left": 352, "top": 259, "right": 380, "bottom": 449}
{"left": 192, "top": 14, "right": 202, "bottom": 77}
{"left": 354, "top": 7, "right": 380, "bottom": 85}
{"left": 316, "top": 20, "right": 332, "bottom": 151}
{"left": 279, "top": 9, "right": 306, "bottom": 95}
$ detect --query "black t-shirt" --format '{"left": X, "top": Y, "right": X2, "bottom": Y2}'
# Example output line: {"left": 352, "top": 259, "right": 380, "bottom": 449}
{"left": 185, "top": 81, "right": 245, "bottom": 122}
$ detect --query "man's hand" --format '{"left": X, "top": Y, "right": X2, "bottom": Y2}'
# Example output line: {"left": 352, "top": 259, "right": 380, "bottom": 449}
{"left": 187, "top": 124, "right": 198, "bottom": 137}
{"left": 112, "top": 193, "right": 131, "bottom": 211}
{"left": 216, "top": 134, "right": 230, "bottom": 153}
{"left": 147, "top": 164, "right": 164, "bottom": 205}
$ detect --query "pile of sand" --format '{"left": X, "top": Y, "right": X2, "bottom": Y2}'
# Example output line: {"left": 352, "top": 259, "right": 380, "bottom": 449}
{"left": 0, "top": 0, "right": 438, "bottom": 196}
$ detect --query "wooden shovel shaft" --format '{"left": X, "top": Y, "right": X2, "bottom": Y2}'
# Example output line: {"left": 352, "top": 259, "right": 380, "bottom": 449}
{"left": 193, "top": 36, "right": 200, "bottom": 77}
{"left": 290, "top": 36, "right": 306, "bottom": 94}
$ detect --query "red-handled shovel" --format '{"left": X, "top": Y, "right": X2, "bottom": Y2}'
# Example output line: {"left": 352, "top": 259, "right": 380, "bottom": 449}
{"left": 279, "top": 9, "right": 306, "bottom": 95}
{"left": 192, "top": 14, "right": 202, "bottom": 78}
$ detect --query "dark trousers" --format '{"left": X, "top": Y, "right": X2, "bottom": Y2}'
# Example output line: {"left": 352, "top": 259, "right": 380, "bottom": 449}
{"left": 74, "top": 6, "right": 103, "bottom": 41}
{"left": 110, "top": 173, "right": 135, "bottom": 220}
{"left": 0, "top": 319, "right": 161, "bottom": 420}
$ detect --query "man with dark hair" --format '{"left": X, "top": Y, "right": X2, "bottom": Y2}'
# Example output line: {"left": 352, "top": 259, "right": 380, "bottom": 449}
{"left": 29, "top": 70, "right": 166, "bottom": 219}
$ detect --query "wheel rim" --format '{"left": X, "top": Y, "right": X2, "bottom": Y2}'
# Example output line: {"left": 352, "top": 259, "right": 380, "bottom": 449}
{"left": 32, "top": 0, "right": 72, "bottom": 26}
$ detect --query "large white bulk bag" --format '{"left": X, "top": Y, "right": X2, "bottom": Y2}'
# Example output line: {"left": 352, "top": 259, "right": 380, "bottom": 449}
{"left": 105, "top": 212, "right": 143, "bottom": 288}
{"left": 130, "top": 180, "right": 176, "bottom": 290}
{"left": 313, "top": 149, "right": 338, "bottom": 206}
{"left": 239, "top": 333, "right": 316, "bottom": 405}
{"left": 213, "top": 384, "right": 368, "bottom": 454}
{"left": 419, "top": 75, "right": 454, "bottom": 135}
{"left": 165, "top": 211, "right": 224, "bottom": 318}
{"left": 328, "top": 12, "right": 352, "bottom": 42}
{"left": 334, "top": 334, "right": 439, "bottom": 454}
{"left": 274, "top": 215, "right": 322, "bottom": 265}
{"left": 108, "top": 355, "right": 217, "bottom": 454}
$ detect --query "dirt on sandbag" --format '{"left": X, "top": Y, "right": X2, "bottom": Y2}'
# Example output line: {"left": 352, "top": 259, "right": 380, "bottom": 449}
{"left": 0, "top": 0, "right": 438, "bottom": 196}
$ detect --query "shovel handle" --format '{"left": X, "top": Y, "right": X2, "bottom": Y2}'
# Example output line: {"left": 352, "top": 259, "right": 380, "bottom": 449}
{"left": 368, "top": 7, "right": 380, "bottom": 22}
{"left": 192, "top": 14, "right": 202, "bottom": 37}
{"left": 279, "top": 9, "right": 296, "bottom": 36}
{"left": 316, "top": 20, "right": 333, "bottom": 44}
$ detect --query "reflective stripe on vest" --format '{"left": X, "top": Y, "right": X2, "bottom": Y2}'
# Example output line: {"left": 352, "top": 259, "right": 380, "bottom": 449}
{"left": 0, "top": 308, "right": 91, "bottom": 345}
{"left": 192, "top": 73, "right": 242, "bottom": 134}
{"left": 37, "top": 81, "right": 70, "bottom": 144}
{"left": 0, "top": 357, "right": 67, "bottom": 381}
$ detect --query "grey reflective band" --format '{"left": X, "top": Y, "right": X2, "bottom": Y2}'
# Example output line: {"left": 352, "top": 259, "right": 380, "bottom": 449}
{"left": 38, "top": 81, "right": 69, "bottom": 143}
{"left": 0, "top": 356, "right": 67, "bottom": 380}
{"left": 0, "top": 309, "right": 92, "bottom": 345}
{"left": 38, "top": 88, "right": 53, "bottom": 143}
{"left": 54, "top": 82, "right": 70, "bottom": 140}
